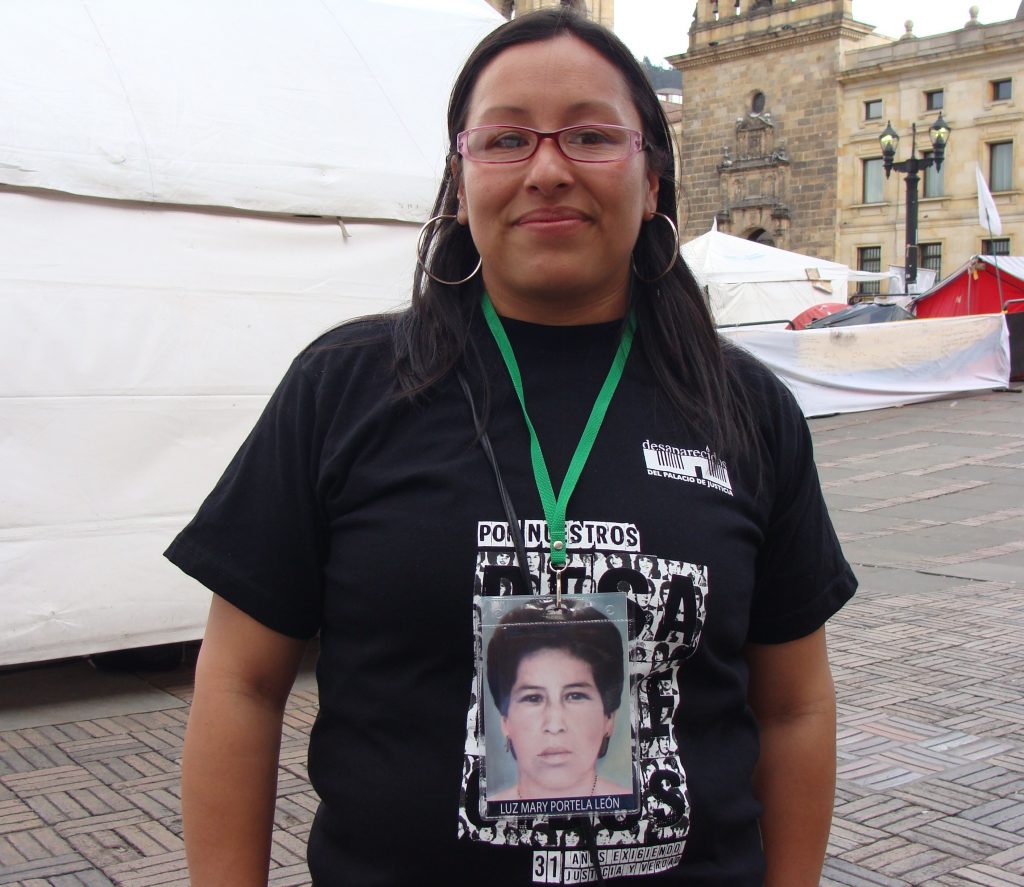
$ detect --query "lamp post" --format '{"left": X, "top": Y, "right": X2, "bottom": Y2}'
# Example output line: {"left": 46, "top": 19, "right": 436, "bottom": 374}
{"left": 879, "top": 113, "right": 951, "bottom": 290}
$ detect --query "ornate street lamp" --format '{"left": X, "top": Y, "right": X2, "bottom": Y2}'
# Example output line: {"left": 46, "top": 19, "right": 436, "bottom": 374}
{"left": 879, "top": 113, "right": 951, "bottom": 289}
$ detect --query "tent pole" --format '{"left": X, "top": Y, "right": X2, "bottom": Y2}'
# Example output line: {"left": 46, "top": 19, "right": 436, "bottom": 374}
{"left": 985, "top": 227, "right": 1006, "bottom": 310}
{"left": 967, "top": 257, "right": 973, "bottom": 314}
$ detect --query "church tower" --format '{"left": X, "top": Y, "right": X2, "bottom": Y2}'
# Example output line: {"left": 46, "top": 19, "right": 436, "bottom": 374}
{"left": 670, "top": 0, "right": 881, "bottom": 256}
{"left": 484, "top": 0, "right": 613, "bottom": 31}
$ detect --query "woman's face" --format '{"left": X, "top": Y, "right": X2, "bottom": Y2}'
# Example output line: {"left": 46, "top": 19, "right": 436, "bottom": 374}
{"left": 457, "top": 35, "right": 658, "bottom": 323}
{"left": 502, "top": 647, "right": 614, "bottom": 797}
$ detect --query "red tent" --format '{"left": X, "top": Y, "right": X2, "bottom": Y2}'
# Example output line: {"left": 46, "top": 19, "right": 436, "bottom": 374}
{"left": 786, "top": 302, "right": 848, "bottom": 330}
{"left": 913, "top": 256, "right": 1024, "bottom": 318}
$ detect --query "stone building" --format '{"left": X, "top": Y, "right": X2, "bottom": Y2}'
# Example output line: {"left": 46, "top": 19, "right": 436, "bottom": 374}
{"left": 483, "top": 0, "right": 613, "bottom": 29}
{"left": 669, "top": 0, "right": 1023, "bottom": 291}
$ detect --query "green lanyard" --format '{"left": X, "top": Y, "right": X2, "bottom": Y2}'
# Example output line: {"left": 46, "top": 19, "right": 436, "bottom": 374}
{"left": 481, "top": 292, "right": 636, "bottom": 580}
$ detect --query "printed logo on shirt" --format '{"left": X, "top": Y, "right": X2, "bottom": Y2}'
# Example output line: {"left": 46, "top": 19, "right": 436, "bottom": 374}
{"left": 478, "top": 520, "right": 641, "bottom": 552}
{"left": 641, "top": 440, "right": 733, "bottom": 496}
{"left": 458, "top": 520, "right": 707, "bottom": 883}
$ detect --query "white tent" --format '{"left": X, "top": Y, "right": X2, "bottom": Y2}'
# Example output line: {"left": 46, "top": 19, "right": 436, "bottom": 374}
{"left": 681, "top": 224, "right": 885, "bottom": 326}
{"left": 0, "top": 0, "right": 502, "bottom": 665}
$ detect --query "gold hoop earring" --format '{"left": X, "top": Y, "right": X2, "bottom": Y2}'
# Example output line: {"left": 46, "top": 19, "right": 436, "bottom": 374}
{"left": 632, "top": 212, "right": 680, "bottom": 283}
{"left": 416, "top": 214, "right": 482, "bottom": 286}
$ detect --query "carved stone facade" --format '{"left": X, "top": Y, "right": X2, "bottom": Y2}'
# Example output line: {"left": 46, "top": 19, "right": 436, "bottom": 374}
{"left": 483, "top": 0, "right": 613, "bottom": 30}
{"left": 715, "top": 103, "right": 791, "bottom": 244}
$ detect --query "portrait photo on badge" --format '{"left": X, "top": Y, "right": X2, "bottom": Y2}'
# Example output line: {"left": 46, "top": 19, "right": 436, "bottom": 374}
{"left": 479, "top": 593, "right": 638, "bottom": 820}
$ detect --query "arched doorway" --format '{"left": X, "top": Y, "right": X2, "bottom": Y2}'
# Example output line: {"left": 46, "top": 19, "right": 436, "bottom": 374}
{"left": 744, "top": 227, "right": 775, "bottom": 246}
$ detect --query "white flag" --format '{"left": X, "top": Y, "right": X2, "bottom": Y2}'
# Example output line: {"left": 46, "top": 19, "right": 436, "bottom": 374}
{"left": 976, "top": 163, "right": 1003, "bottom": 236}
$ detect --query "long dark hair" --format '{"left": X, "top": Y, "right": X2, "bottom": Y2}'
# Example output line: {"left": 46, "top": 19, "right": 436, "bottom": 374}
{"left": 391, "top": 8, "right": 759, "bottom": 462}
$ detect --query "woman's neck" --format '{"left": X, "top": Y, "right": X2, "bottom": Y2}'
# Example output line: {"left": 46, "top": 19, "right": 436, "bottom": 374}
{"left": 484, "top": 283, "right": 628, "bottom": 326}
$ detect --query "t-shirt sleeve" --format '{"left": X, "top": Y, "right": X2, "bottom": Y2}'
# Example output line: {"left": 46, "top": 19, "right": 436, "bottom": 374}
{"left": 164, "top": 357, "right": 325, "bottom": 639}
{"left": 746, "top": 375, "right": 856, "bottom": 644}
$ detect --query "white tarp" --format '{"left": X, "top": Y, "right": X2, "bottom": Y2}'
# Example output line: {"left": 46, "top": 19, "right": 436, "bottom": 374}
{"left": 681, "top": 225, "right": 887, "bottom": 326}
{"left": 1, "top": 189, "right": 420, "bottom": 664}
{"left": 0, "top": 0, "right": 501, "bottom": 221}
{"left": 0, "top": 188, "right": 424, "bottom": 664}
{"left": 721, "top": 315, "right": 1010, "bottom": 417}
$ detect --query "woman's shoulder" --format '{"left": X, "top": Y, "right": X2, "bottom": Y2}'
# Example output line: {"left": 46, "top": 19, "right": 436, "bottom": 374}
{"left": 300, "top": 312, "right": 398, "bottom": 358}
{"left": 718, "top": 338, "right": 812, "bottom": 483}
{"left": 721, "top": 338, "right": 786, "bottom": 391}
{"left": 255, "top": 312, "right": 404, "bottom": 419}
{"left": 720, "top": 339, "right": 803, "bottom": 426}
{"left": 291, "top": 312, "right": 401, "bottom": 382}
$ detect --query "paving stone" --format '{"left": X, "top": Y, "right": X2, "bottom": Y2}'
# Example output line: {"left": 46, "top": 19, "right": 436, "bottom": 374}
{"left": 986, "top": 840, "right": 1024, "bottom": 874}
{"left": 904, "top": 813, "right": 1019, "bottom": 858}
{"left": 823, "top": 853, "right": 912, "bottom": 885}
{"left": 932, "top": 864, "right": 1024, "bottom": 885}
{"left": 105, "top": 847, "right": 189, "bottom": 886}
{"left": 0, "top": 797, "right": 43, "bottom": 835}
{"left": 268, "top": 863, "right": 313, "bottom": 887}
{"left": 0, "top": 854, "right": 94, "bottom": 885}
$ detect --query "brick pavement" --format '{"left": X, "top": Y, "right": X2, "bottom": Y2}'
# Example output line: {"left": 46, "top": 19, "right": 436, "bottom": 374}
{"left": 1, "top": 389, "right": 1022, "bottom": 885}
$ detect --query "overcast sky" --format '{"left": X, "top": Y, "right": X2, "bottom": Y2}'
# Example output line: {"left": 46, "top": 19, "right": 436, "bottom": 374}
{"left": 615, "top": 0, "right": 1021, "bottom": 63}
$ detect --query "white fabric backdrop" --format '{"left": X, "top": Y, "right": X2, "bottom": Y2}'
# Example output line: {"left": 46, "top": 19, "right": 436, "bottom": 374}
{"left": 722, "top": 315, "right": 1011, "bottom": 417}
{"left": 0, "top": 190, "right": 417, "bottom": 664}
{"left": 0, "top": 0, "right": 501, "bottom": 221}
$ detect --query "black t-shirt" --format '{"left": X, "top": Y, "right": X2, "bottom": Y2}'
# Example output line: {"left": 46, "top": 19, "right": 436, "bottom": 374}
{"left": 166, "top": 313, "right": 856, "bottom": 886}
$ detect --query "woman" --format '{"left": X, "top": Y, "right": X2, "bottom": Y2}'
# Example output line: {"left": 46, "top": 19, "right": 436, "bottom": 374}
{"left": 485, "top": 605, "right": 632, "bottom": 801}
{"left": 169, "top": 8, "right": 855, "bottom": 886}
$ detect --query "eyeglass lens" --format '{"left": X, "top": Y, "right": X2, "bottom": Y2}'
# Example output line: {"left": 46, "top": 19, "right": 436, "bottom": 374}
{"left": 462, "top": 126, "right": 637, "bottom": 163}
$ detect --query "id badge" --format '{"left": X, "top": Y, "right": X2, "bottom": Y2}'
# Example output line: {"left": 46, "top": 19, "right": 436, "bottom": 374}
{"left": 477, "top": 591, "right": 640, "bottom": 821}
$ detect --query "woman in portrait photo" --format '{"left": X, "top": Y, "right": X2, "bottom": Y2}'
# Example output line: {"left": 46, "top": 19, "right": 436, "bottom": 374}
{"left": 485, "top": 604, "right": 632, "bottom": 801}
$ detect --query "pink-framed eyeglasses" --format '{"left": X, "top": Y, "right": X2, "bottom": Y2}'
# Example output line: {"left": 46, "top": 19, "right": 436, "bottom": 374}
{"left": 456, "top": 124, "right": 646, "bottom": 164}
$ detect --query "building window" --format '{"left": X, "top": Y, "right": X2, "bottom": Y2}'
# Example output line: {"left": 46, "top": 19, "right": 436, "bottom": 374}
{"left": 925, "top": 89, "right": 944, "bottom": 110}
{"left": 982, "top": 238, "right": 1010, "bottom": 256}
{"left": 922, "top": 151, "right": 944, "bottom": 197}
{"left": 920, "top": 243, "right": 942, "bottom": 280}
{"left": 992, "top": 79, "right": 1012, "bottom": 101}
{"left": 864, "top": 99, "right": 883, "bottom": 120}
{"left": 862, "top": 158, "right": 884, "bottom": 203}
{"left": 990, "top": 142, "right": 1013, "bottom": 192}
{"left": 858, "top": 246, "right": 881, "bottom": 295}
{"left": 752, "top": 91, "right": 765, "bottom": 113}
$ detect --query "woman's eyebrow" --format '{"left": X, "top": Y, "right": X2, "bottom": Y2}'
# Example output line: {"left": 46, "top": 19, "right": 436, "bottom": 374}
{"left": 474, "top": 100, "right": 622, "bottom": 122}
{"left": 563, "top": 100, "right": 620, "bottom": 117}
